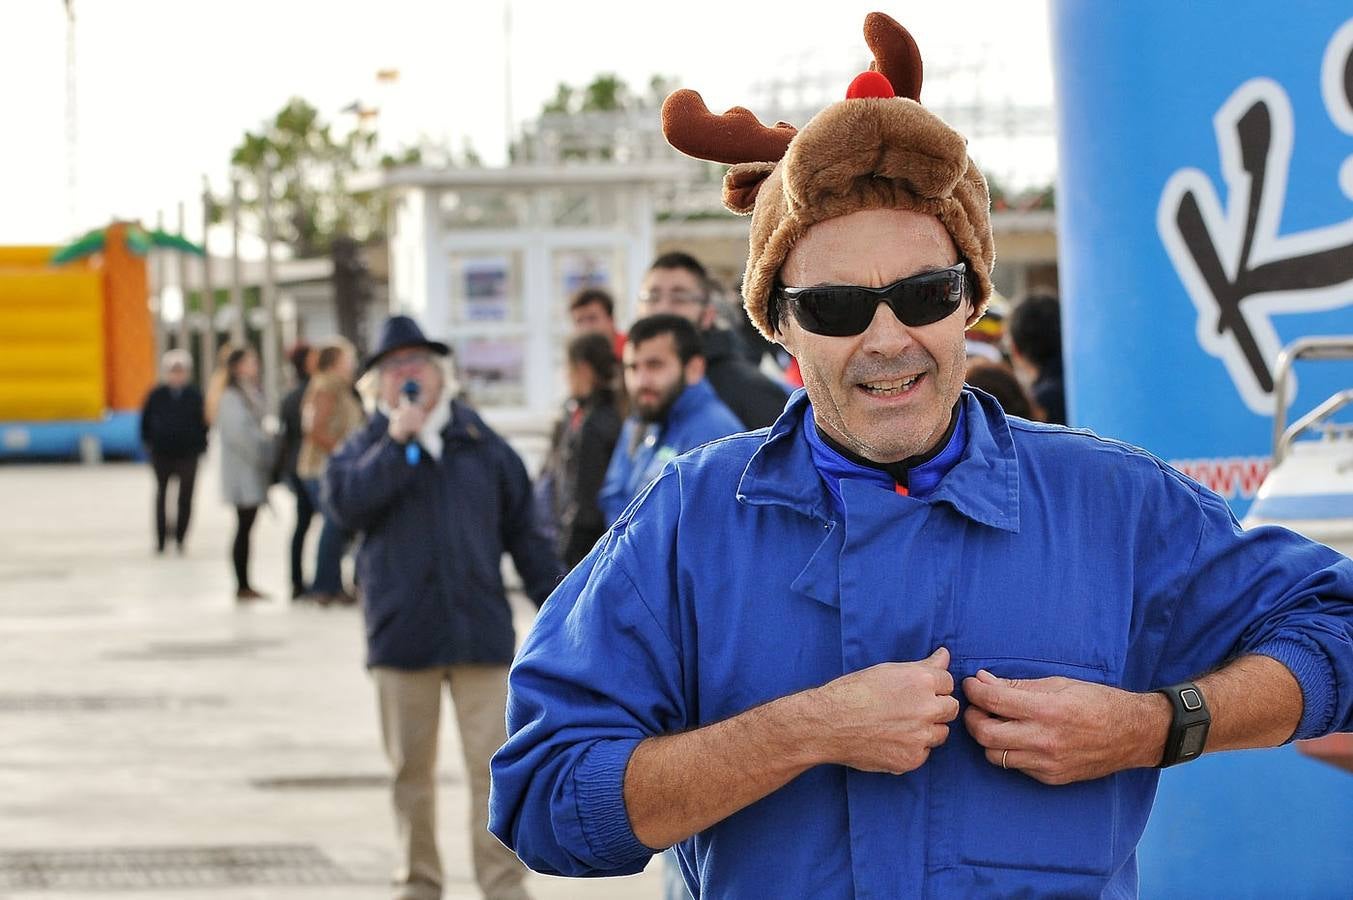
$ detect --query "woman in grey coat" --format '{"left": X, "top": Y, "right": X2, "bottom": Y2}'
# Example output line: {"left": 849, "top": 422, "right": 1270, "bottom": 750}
{"left": 217, "top": 346, "right": 274, "bottom": 600}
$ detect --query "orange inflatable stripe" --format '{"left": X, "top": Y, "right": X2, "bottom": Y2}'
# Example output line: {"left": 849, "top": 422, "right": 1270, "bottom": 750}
{"left": 102, "top": 224, "right": 154, "bottom": 412}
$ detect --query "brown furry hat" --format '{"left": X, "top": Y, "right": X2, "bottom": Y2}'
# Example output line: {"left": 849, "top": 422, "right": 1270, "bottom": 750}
{"left": 661, "top": 12, "right": 994, "bottom": 340}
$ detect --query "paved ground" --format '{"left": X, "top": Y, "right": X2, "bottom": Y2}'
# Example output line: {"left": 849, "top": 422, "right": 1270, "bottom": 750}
{"left": 0, "top": 454, "right": 661, "bottom": 900}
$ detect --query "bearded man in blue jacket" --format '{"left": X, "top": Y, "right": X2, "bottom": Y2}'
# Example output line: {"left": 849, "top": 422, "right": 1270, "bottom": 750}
{"left": 325, "top": 315, "right": 560, "bottom": 900}
{"left": 489, "top": 14, "right": 1353, "bottom": 899}
{"left": 598, "top": 314, "right": 744, "bottom": 523}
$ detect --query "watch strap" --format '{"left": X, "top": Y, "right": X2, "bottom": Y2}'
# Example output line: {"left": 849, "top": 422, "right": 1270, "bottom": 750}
{"left": 1155, "top": 681, "right": 1211, "bottom": 767}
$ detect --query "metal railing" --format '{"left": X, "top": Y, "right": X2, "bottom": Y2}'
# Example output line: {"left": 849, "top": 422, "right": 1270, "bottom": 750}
{"left": 1271, "top": 336, "right": 1353, "bottom": 463}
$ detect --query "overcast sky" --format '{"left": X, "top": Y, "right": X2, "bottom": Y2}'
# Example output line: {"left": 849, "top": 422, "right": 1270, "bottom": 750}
{"left": 0, "top": 1, "right": 1052, "bottom": 251}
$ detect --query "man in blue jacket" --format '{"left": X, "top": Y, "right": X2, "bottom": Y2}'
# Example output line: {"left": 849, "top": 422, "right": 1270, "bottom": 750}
{"left": 325, "top": 315, "right": 559, "bottom": 900}
{"left": 490, "top": 14, "right": 1353, "bottom": 899}
{"left": 598, "top": 314, "right": 743, "bottom": 522}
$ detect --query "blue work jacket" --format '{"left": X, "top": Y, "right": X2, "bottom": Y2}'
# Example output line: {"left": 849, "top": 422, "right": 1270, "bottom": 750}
{"left": 598, "top": 378, "right": 744, "bottom": 524}
{"left": 490, "top": 389, "right": 1353, "bottom": 898}
{"left": 323, "top": 399, "right": 561, "bottom": 669}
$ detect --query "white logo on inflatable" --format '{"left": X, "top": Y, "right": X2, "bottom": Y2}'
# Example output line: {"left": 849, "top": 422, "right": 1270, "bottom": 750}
{"left": 1158, "top": 18, "right": 1353, "bottom": 415}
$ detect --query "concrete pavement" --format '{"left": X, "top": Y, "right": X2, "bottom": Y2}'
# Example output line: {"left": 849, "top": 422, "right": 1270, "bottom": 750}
{"left": 0, "top": 454, "right": 661, "bottom": 899}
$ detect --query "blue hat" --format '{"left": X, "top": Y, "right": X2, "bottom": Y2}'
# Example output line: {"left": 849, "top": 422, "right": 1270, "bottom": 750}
{"left": 360, "top": 315, "right": 450, "bottom": 375}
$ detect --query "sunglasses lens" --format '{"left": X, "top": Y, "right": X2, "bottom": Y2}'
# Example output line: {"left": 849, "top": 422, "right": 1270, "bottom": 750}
{"left": 790, "top": 288, "right": 877, "bottom": 337}
{"left": 899, "top": 270, "right": 964, "bottom": 327}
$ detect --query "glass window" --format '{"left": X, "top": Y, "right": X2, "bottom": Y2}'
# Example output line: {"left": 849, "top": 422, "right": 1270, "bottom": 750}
{"left": 439, "top": 189, "right": 533, "bottom": 230}
{"left": 449, "top": 253, "right": 523, "bottom": 324}
{"left": 542, "top": 188, "right": 622, "bottom": 228}
{"left": 454, "top": 337, "right": 527, "bottom": 407}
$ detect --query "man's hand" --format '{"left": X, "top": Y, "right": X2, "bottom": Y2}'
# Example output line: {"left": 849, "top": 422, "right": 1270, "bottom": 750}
{"left": 387, "top": 401, "right": 427, "bottom": 444}
{"left": 810, "top": 647, "right": 960, "bottom": 775}
{"left": 963, "top": 669, "right": 1170, "bottom": 784}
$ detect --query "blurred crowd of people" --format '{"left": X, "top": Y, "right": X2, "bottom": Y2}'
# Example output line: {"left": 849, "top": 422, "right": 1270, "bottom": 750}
{"left": 134, "top": 246, "right": 1064, "bottom": 900}
{"left": 139, "top": 335, "right": 369, "bottom": 603}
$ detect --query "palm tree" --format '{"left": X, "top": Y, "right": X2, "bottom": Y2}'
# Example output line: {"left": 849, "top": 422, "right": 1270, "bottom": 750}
{"left": 51, "top": 222, "right": 203, "bottom": 411}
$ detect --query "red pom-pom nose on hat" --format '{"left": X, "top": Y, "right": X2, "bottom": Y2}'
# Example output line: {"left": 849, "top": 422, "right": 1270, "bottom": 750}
{"left": 846, "top": 71, "right": 895, "bottom": 100}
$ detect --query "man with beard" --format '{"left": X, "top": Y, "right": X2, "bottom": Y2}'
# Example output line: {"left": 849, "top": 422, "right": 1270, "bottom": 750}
{"left": 638, "top": 252, "right": 790, "bottom": 429}
{"left": 597, "top": 314, "right": 742, "bottom": 523}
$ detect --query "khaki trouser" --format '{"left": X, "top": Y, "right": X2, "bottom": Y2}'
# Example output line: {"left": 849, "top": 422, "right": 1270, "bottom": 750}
{"left": 373, "top": 664, "right": 530, "bottom": 900}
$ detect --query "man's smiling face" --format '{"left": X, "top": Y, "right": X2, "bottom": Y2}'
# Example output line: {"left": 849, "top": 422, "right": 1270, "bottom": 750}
{"left": 775, "top": 208, "right": 971, "bottom": 464}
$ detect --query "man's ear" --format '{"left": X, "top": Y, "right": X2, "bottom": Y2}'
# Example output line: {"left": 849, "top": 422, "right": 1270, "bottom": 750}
{"left": 773, "top": 311, "right": 797, "bottom": 357}
{"left": 698, "top": 302, "right": 718, "bottom": 331}
{"left": 684, "top": 356, "right": 707, "bottom": 385}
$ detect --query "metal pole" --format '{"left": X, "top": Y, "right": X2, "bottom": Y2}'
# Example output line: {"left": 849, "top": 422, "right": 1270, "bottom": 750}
{"left": 199, "top": 179, "right": 217, "bottom": 380}
{"left": 64, "top": 0, "right": 78, "bottom": 237}
{"left": 503, "top": 0, "right": 514, "bottom": 157}
{"left": 152, "top": 209, "right": 167, "bottom": 361}
{"left": 174, "top": 201, "right": 191, "bottom": 354}
{"left": 260, "top": 168, "right": 280, "bottom": 412}
{"left": 229, "top": 177, "right": 245, "bottom": 344}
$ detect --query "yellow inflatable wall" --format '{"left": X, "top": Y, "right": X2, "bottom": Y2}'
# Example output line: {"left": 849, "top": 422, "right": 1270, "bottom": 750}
{"left": 0, "top": 248, "right": 105, "bottom": 421}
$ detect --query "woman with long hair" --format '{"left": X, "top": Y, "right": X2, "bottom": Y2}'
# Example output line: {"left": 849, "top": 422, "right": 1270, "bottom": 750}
{"left": 297, "top": 337, "right": 365, "bottom": 604}
{"left": 216, "top": 346, "right": 274, "bottom": 600}
{"left": 204, "top": 341, "right": 238, "bottom": 427}
{"left": 547, "top": 332, "right": 624, "bottom": 569}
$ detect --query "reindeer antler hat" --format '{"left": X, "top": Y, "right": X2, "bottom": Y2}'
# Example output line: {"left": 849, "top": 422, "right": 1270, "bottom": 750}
{"left": 661, "top": 12, "right": 994, "bottom": 340}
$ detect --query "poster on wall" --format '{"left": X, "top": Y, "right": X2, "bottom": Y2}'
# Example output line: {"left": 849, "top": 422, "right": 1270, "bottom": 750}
{"left": 457, "top": 338, "right": 526, "bottom": 407}
{"left": 1053, "top": 2, "right": 1353, "bottom": 516}
{"left": 462, "top": 257, "right": 512, "bottom": 323}
{"left": 558, "top": 251, "right": 613, "bottom": 299}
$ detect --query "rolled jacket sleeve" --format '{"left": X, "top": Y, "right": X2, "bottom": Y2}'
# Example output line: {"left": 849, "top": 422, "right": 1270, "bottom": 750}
{"left": 490, "top": 474, "right": 686, "bottom": 876}
{"left": 1150, "top": 479, "right": 1353, "bottom": 740}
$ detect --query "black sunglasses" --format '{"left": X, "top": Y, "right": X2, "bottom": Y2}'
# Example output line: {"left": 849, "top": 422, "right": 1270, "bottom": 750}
{"left": 776, "top": 263, "right": 968, "bottom": 337}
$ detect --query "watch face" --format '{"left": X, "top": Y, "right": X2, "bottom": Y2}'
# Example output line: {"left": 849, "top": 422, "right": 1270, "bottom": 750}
{"left": 1181, "top": 723, "right": 1207, "bottom": 759}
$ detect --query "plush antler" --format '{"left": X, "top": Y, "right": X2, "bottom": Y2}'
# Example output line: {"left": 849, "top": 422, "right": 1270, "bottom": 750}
{"left": 864, "top": 12, "right": 923, "bottom": 101}
{"left": 661, "top": 89, "right": 798, "bottom": 166}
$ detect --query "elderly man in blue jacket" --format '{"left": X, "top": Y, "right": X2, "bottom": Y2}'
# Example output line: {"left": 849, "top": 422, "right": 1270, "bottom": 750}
{"left": 489, "top": 14, "right": 1353, "bottom": 899}
{"left": 598, "top": 314, "right": 744, "bottom": 523}
{"left": 325, "top": 315, "right": 559, "bottom": 900}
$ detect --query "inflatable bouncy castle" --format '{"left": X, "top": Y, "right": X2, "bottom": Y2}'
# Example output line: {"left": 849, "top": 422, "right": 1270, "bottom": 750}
{"left": 0, "top": 222, "right": 201, "bottom": 460}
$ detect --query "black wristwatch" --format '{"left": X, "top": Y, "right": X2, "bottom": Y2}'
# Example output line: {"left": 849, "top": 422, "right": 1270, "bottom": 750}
{"left": 1155, "top": 681, "right": 1211, "bottom": 767}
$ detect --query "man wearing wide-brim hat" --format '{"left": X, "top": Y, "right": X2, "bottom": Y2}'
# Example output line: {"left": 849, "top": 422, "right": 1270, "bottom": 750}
{"left": 324, "top": 314, "right": 561, "bottom": 900}
{"left": 488, "top": 12, "right": 1353, "bottom": 898}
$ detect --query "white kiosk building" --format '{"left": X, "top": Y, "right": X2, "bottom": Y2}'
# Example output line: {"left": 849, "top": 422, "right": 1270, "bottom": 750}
{"left": 380, "top": 163, "right": 684, "bottom": 436}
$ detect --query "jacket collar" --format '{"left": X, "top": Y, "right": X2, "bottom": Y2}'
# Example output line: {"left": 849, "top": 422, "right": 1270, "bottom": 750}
{"left": 737, "top": 388, "right": 1020, "bottom": 533}
{"left": 444, "top": 399, "right": 485, "bottom": 443}
{"left": 644, "top": 376, "right": 719, "bottom": 435}
{"left": 661, "top": 378, "right": 719, "bottom": 433}
{"left": 373, "top": 397, "right": 485, "bottom": 445}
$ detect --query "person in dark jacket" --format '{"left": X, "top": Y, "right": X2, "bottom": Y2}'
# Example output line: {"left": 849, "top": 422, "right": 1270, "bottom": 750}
{"left": 546, "top": 332, "right": 623, "bottom": 569}
{"left": 140, "top": 349, "right": 208, "bottom": 554}
{"left": 277, "top": 342, "right": 315, "bottom": 598}
{"left": 638, "top": 251, "right": 789, "bottom": 429}
{"left": 1006, "top": 293, "right": 1066, "bottom": 424}
{"left": 323, "top": 315, "right": 560, "bottom": 900}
